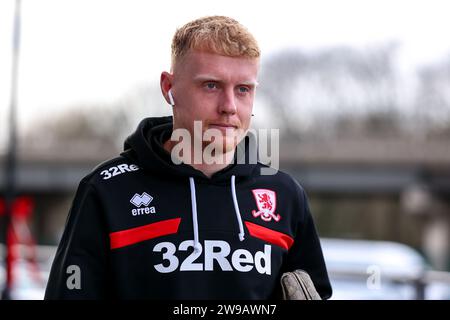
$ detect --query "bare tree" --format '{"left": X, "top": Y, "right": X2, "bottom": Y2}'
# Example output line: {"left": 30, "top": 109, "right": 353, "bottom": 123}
{"left": 415, "top": 56, "right": 450, "bottom": 139}
{"left": 21, "top": 84, "right": 168, "bottom": 155}
{"left": 258, "top": 43, "right": 400, "bottom": 140}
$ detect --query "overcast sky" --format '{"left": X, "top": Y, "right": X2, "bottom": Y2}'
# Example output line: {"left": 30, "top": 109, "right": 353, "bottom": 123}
{"left": 1, "top": 0, "right": 450, "bottom": 149}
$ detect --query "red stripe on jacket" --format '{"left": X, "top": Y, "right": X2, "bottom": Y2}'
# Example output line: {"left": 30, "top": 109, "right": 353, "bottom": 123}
{"left": 110, "top": 218, "right": 181, "bottom": 249}
{"left": 245, "top": 221, "right": 294, "bottom": 250}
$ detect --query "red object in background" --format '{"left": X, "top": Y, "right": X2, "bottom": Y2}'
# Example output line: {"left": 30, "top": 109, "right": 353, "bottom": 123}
{"left": 1, "top": 196, "right": 41, "bottom": 292}
{"left": 12, "top": 196, "right": 34, "bottom": 219}
{"left": 0, "top": 196, "right": 34, "bottom": 218}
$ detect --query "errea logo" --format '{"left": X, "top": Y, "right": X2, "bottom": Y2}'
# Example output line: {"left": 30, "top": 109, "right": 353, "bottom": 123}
{"left": 130, "top": 192, "right": 153, "bottom": 207}
{"left": 130, "top": 192, "right": 156, "bottom": 216}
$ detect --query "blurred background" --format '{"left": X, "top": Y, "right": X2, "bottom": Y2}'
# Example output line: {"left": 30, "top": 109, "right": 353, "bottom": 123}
{"left": 0, "top": 0, "right": 449, "bottom": 299}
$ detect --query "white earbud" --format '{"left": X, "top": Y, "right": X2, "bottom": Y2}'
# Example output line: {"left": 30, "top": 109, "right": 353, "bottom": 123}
{"left": 168, "top": 89, "right": 175, "bottom": 106}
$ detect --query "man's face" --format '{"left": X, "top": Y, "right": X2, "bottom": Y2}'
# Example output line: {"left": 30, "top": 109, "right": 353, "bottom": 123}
{"left": 168, "top": 50, "right": 259, "bottom": 154}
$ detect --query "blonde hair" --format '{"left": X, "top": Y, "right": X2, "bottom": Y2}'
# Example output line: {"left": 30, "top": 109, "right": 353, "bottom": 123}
{"left": 171, "top": 16, "right": 260, "bottom": 69}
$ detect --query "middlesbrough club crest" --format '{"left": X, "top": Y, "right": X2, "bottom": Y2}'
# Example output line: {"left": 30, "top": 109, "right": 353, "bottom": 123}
{"left": 251, "top": 189, "right": 281, "bottom": 222}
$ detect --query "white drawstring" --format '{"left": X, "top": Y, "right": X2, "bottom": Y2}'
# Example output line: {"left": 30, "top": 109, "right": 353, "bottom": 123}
{"left": 231, "top": 175, "right": 245, "bottom": 241}
{"left": 188, "top": 175, "right": 245, "bottom": 252}
{"left": 189, "top": 177, "right": 201, "bottom": 252}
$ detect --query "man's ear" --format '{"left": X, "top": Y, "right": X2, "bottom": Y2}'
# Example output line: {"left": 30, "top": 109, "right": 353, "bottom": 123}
{"left": 160, "top": 71, "right": 174, "bottom": 106}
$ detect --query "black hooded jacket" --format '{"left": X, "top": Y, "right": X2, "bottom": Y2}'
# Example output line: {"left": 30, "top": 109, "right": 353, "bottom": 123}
{"left": 45, "top": 116, "right": 332, "bottom": 299}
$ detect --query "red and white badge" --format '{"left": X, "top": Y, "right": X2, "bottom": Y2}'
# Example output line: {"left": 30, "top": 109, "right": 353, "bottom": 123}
{"left": 251, "top": 189, "right": 281, "bottom": 222}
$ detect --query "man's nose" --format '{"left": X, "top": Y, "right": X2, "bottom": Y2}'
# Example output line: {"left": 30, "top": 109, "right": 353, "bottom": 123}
{"left": 218, "top": 88, "right": 237, "bottom": 114}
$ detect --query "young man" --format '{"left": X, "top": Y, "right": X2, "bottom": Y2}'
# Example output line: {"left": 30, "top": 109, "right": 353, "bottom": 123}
{"left": 45, "top": 16, "right": 332, "bottom": 299}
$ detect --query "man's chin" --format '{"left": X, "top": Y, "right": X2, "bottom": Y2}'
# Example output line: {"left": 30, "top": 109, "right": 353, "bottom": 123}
{"left": 204, "top": 141, "right": 231, "bottom": 153}
{"left": 222, "top": 141, "right": 237, "bottom": 154}
{"left": 202, "top": 137, "right": 237, "bottom": 154}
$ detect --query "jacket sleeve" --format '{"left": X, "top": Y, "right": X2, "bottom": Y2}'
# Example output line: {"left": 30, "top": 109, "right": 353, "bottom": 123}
{"left": 44, "top": 179, "right": 112, "bottom": 299}
{"left": 282, "top": 187, "right": 333, "bottom": 300}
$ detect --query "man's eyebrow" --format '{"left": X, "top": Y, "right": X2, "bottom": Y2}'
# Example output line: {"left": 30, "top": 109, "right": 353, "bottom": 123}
{"left": 241, "top": 80, "right": 259, "bottom": 87}
{"left": 193, "top": 74, "right": 221, "bottom": 82}
{"left": 193, "top": 74, "right": 259, "bottom": 86}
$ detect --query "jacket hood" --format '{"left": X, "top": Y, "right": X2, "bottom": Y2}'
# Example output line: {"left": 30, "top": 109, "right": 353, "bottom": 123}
{"left": 122, "top": 116, "right": 259, "bottom": 183}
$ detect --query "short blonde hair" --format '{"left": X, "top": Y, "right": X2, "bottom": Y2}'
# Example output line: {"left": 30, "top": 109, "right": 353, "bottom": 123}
{"left": 171, "top": 16, "right": 260, "bottom": 69}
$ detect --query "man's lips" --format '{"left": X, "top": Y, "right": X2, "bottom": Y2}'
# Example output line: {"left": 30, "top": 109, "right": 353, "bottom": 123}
{"left": 208, "top": 123, "right": 238, "bottom": 129}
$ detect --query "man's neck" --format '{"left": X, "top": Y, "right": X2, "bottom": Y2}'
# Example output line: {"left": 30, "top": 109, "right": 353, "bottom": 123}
{"left": 163, "top": 139, "right": 235, "bottom": 178}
